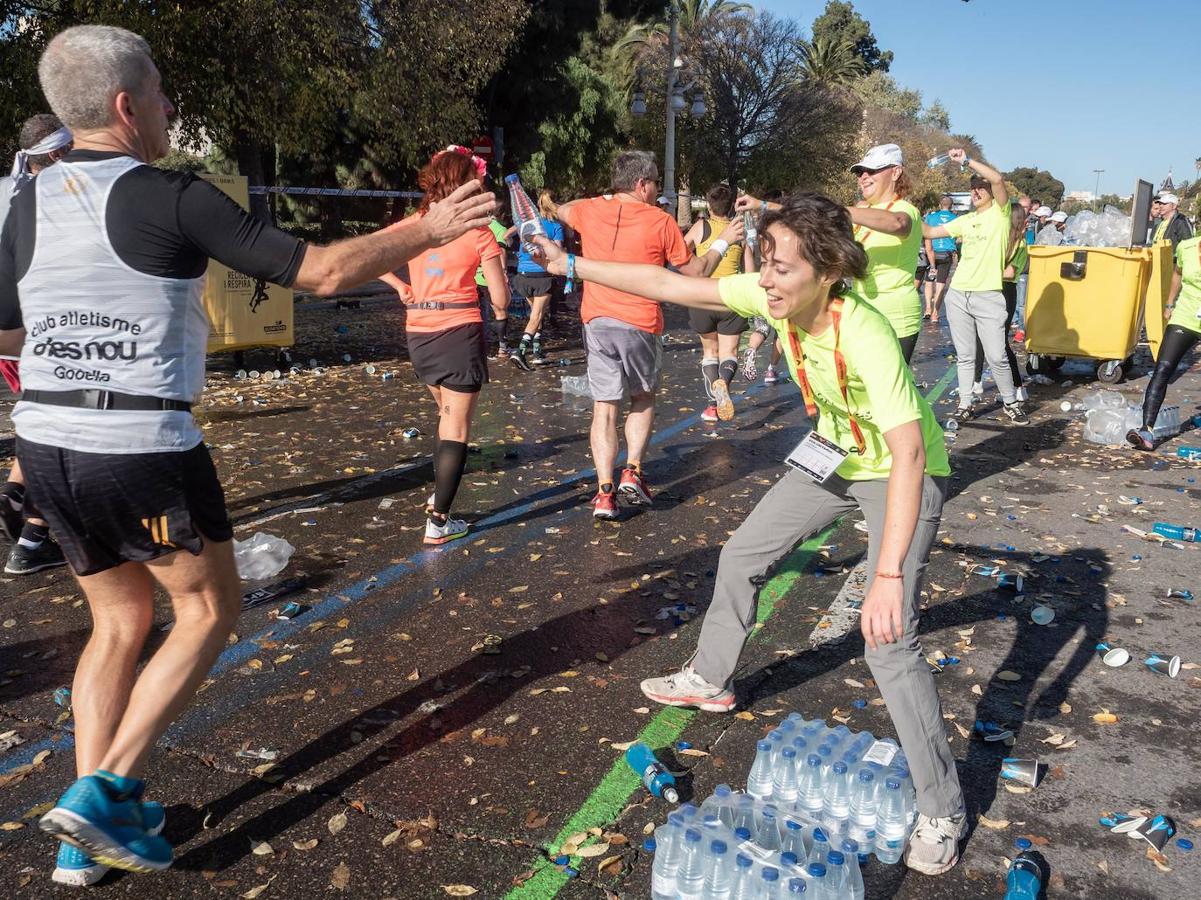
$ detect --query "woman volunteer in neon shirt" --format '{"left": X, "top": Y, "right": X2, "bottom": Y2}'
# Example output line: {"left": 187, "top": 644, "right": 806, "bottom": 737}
{"left": 1128, "top": 233, "right": 1201, "bottom": 450}
{"left": 380, "top": 147, "right": 509, "bottom": 545}
{"left": 532, "top": 193, "right": 966, "bottom": 877}
{"left": 846, "top": 143, "right": 924, "bottom": 362}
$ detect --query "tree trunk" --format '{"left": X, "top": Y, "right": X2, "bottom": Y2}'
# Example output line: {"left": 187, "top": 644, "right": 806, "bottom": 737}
{"left": 233, "top": 132, "right": 273, "bottom": 224}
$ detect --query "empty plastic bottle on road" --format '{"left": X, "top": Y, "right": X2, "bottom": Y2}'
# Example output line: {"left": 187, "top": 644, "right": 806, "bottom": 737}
{"left": 701, "top": 783, "right": 735, "bottom": 829}
{"left": 849, "top": 769, "right": 877, "bottom": 833}
{"left": 748, "top": 739, "right": 775, "bottom": 799}
{"left": 505, "top": 174, "right": 545, "bottom": 254}
{"left": 823, "top": 760, "right": 851, "bottom": 826}
{"left": 773, "top": 746, "right": 800, "bottom": 803}
{"left": 841, "top": 839, "right": 866, "bottom": 900}
{"left": 796, "top": 753, "right": 825, "bottom": 817}
{"left": 1152, "top": 522, "right": 1200, "bottom": 542}
{"left": 729, "top": 853, "right": 757, "bottom": 900}
{"left": 699, "top": 838, "right": 731, "bottom": 900}
{"left": 874, "top": 777, "right": 908, "bottom": 864}
{"left": 626, "top": 743, "right": 679, "bottom": 803}
{"left": 1005, "top": 850, "right": 1042, "bottom": 899}
{"left": 676, "top": 829, "right": 707, "bottom": 900}
{"left": 651, "top": 814, "right": 685, "bottom": 899}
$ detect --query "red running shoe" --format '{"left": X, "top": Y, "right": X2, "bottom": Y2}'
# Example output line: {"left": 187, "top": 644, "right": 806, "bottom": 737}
{"left": 618, "top": 467, "right": 652, "bottom": 506}
{"left": 592, "top": 489, "right": 618, "bottom": 519}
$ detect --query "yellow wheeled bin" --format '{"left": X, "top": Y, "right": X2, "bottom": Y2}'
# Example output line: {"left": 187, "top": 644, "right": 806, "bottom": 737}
{"left": 1024, "top": 244, "right": 1156, "bottom": 383}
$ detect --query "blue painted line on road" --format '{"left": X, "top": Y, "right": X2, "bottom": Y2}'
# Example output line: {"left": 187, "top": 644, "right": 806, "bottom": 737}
{"left": 0, "top": 735, "right": 68, "bottom": 776}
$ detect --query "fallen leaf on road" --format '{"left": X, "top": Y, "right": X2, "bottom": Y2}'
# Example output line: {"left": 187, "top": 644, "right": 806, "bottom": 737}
{"left": 382, "top": 829, "right": 403, "bottom": 847}
{"left": 328, "top": 811, "right": 348, "bottom": 835}
{"left": 610, "top": 741, "right": 635, "bottom": 751}
{"left": 598, "top": 854, "right": 623, "bottom": 876}
{"left": 242, "top": 878, "right": 276, "bottom": 899}
{"left": 576, "top": 841, "right": 611, "bottom": 858}
{"left": 442, "top": 886, "right": 479, "bottom": 896}
{"left": 997, "top": 671, "right": 1022, "bottom": 681}
{"left": 524, "top": 809, "right": 549, "bottom": 829}
{"left": 330, "top": 861, "right": 350, "bottom": 890}
{"left": 1, "top": 821, "right": 25, "bottom": 830}
{"left": 735, "top": 711, "right": 756, "bottom": 721}
{"left": 1059, "top": 702, "right": 1072, "bottom": 714}
{"left": 1092, "top": 711, "right": 1120, "bottom": 725}
{"left": 252, "top": 841, "right": 274, "bottom": 856}
{"left": 293, "top": 839, "right": 319, "bottom": 850}
{"left": 978, "top": 815, "right": 1010, "bottom": 829}
{"left": 1147, "top": 848, "right": 1172, "bottom": 872}
{"left": 843, "top": 678, "right": 864, "bottom": 688}
{"left": 1040, "top": 734, "right": 1066, "bottom": 746}
{"left": 32, "top": 750, "right": 51, "bottom": 767}
{"left": 679, "top": 748, "right": 709, "bottom": 757}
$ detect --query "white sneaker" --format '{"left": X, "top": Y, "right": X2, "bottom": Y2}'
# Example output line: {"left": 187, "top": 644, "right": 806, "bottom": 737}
{"left": 423, "top": 516, "right": 469, "bottom": 546}
{"left": 904, "top": 811, "right": 967, "bottom": 875}
{"left": 1015, "top": 385, "right": 1028, "bottom": 402}
{"left": 971, "top": 381, "right": 984, "bottom": 397}
{"left": 640, "top": 666, "right": 735, "bottom": 712}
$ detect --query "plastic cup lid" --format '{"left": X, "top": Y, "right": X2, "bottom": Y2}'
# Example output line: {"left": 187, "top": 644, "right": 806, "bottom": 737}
{"left": 1031, "top": 605, "right": 1055, "bottom": 625}
{"left": 1103, "top": 647, "right": 1130, "bottom": 667}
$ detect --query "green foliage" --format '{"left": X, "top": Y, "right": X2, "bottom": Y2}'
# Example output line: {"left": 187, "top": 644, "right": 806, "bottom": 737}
{"left": 797, "top": 37, "right": 866, "bottom": 86}
{"left": 811, "top": 0, "right": 892, "bottom": 73}
{"left": 1005, "top": 166, "right": 1066, "bottom": 206}
{"left": 851, "top": 71, "right": 922, "bottom": 123}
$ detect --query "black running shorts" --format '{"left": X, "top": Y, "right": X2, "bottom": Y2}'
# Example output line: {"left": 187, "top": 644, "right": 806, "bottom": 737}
{"left": 689, "top": 307, "right": 748, "bottom": 336}
{"left": 930, "top": 253, "right": 955, "bottom": 284}
{"left": 406, "top": 323, "right": 489, "bottom": 393}
{"left": 16, "top": 437, "right": 233, "bottom": 576}
{"left": 512, "top": 273, "right": 554, "bottom": 300}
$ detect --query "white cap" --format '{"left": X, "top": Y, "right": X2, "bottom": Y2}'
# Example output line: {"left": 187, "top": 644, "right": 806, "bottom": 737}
{"left": 1158, "top": 192, "right": 1180, "bottom": 206}
{"left": 850, "top": 143, "right": 903, "bottom": 173}
{"left": 1050, "top": 211, "right": 1068, "bottom": 223}
{"left": 1035, "top": 205, "right": 1053, "bottom": 217}
{"left": 656, "top": 195, "right": 671, "bottom": 206}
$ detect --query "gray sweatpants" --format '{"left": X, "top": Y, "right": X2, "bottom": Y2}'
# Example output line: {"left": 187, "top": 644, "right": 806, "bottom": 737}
{"left": 945, "top": 288, "right": 1017, "bottom": 406}
{"left": 691, "top": 468, "right": 963, "bottom": 817}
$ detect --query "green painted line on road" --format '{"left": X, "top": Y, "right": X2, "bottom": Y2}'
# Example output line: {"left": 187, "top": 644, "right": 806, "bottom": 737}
{"left": 505, "top": 361, "right": 955, "bottom": 899}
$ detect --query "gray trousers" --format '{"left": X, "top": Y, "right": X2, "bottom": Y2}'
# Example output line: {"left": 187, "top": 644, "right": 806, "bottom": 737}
{"left": 946, "top": 288, "right": 1017, "bottom": 406}
{"left": 691, "top": 468, "right": 963, "bottom": 817}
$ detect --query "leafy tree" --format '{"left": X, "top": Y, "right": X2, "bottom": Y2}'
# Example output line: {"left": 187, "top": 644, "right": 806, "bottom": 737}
{"left": 797, "top": 37, "right": 866, "bottom": 87}
{"left": 921, "top": 100, "right": 951, "bottom": 132}
{"left": 810, "top": 0, "right": 892, "bottom": 73}
{"left": 851, "top": 71, "right": 922, "bottom": 123}
{"left": 1005, "top": 166, "right": 1066, "bottom": 207}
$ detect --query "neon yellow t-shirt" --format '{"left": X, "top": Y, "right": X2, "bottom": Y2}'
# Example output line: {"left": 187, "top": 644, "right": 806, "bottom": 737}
{"left": 696, "top": 216, "right": 744, "bottom": 278}
{"left": 718, "top": 274, "right": 951, "bottom": 481}
{"left": 943, "top": 200, "right": 1012, "bottom": 292}
{"left": 853, "top": 198, "right": 922, "bottom": 338}
{"left": 474, "top": 219, "right": 508, "bottom": 286}
{"left": 1170, "top": 236, "right": 1201, "bottom": 335}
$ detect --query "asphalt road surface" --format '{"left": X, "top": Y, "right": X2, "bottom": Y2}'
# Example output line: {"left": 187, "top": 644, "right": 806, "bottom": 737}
{"left": 1, "top": 294, "right": 1199, "bottom": 899}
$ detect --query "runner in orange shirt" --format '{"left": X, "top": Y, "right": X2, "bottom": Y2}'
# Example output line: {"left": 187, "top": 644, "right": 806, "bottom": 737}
{"left": 380, "top": 147, "right": 509, "bottom": 545}
{"left": 557, "top": 151, "right": 742, "bottom": 519}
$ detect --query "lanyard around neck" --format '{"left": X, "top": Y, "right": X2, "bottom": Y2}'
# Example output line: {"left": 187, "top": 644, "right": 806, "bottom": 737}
{"left": 786, "top": 297, "right": 867, "bottom": 454}
{"left": 853, "top": 198, "right": 898, "bottom": 243}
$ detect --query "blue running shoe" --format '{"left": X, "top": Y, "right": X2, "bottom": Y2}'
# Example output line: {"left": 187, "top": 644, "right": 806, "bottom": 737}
{"left": 40, "top": 777, "right": 172, "bottom": 873}
{"left": 51, "top": 802, "right": 166, "bottom": 886}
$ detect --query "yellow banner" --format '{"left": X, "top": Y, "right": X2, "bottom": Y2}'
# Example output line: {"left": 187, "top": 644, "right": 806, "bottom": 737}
{"left": 201, "top": 174, "right": 294, "bottom": 352}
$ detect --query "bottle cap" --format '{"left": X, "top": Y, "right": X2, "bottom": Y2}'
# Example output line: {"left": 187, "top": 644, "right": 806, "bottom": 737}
{"left": 859, "top": 769, "right": 875, "bottom": 782}
{"left": 1015, "top": 837, "right": 1032, "bottom": 851}
{"left": 788, "top": 877, "right": 807, "bottom": 894}
{"left": 841, "top": 838, "right": 859, "bottom": 853}
{"left": 785, "top": 818, "right": 803, "bottom": 831}
{"left": 736, "top": 852, "right": 753, "bottom": 868}
{"left": 711, "top": 839, "right": 727, "bottom": 855}
{"left": 684, "top": 828, "right": 702, "bottom": 843}
{"left": 827, "top": 850, "right": 844, "bottom": 865}
{"left": 643, "top": 838, "right": 656, "bottom": 852}
{"left": 813, "top": 827, "right": 827, "bottom": 843}
{"left": 886, "top": 777, "right": 901, "bottom": 790}
{"left": 782, "top": 747, "right": 796, "bottom": 758}
{"left": 757, "top": 740, "right": 773, "bottom": 751}
{"left": 833, "top": 761, "right": 848, "bottom": 774}
{"left": 807, "top": 753, "right": 822, "bottom": 767}
{"left": 715, "top": 783, "right": 732, "bottom": 797}
{"left": 807, "top": 862, "right": 827, "bottom": 878}
{"left": 735, "top": 827, "right": 751, "bottom": 841}
{"left": 781, "top": 851, "right": 798, "bottom": 867}
{"left": 761, "top": 867, "right": 779, "bottom": 882}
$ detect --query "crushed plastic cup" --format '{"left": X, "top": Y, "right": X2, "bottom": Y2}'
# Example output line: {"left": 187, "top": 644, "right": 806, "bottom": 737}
{"left": 1144, "top": 653, "right": 1181, "bottom": 678}
{"left": 232, "top": 532, "right": 296, "bottom": 581}
{"left": 53, "top": 686, "right": 72, "bottom": 709}
{"left": 1000, "top": 758, "right": 1041, "bottom": 788}
{"left": 1167, "top": 589, "right": 1195, "bottom": 602}
{"left": 1134, "top": 815, "right": 1176, "bottom": 852}
{"left": 1095, "top": 642, "right": 1130, "bottom": 667}
{"left": 1100, "top": 812, "right": 1145, "bottom": 833}
{"left": 402, "top": 427, "right": 421, "bottom": 440}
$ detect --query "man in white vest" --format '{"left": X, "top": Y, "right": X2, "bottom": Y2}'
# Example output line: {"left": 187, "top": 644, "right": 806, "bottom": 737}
{"left": 0, "top": 24, "right": 495, "bottom": 883}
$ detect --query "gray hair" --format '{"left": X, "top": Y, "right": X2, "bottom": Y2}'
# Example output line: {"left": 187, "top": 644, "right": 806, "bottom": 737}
{"left": 611, "top": 150, "right": 658, "bottom": 193}
{"left": 38, "top": 25, "right": 155, "bottom": 131}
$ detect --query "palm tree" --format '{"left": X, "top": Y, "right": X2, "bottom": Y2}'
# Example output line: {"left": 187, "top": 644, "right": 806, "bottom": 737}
{"left": 796, "top": 36, "right": 866, "bottom": 88}
{"left": 615, "top": 0, "right": 753, "bottom": 62}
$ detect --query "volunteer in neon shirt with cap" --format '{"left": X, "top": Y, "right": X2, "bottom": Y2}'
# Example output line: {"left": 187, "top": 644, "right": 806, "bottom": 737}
{"left": 1128, "top": 231, "right": 1201, "bottom": 450}
{"left": 845, "top": 142, "right": 923, "bottom": 362}
{"left": 531, "top": 192, "right": 966, "bottom": 877}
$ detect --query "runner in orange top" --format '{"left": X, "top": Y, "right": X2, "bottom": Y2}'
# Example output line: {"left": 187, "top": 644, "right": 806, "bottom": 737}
{"left": 556, "top": 150, "right": 737, "bottom": 519}
{"left": 380, "top": 147, "right": 508, "bottom": 546}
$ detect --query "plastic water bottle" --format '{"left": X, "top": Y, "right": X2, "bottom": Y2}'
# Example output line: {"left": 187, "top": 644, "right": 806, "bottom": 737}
{"left": 796, "top": 753, "right": 825, "bottom": 817}
{"left": 825, "top": 725, "right": 851, "bottom": 751}
{"left": 841, "top": 839, "right": 866, "bottom": 900}
{"left": 787, "top": 876, "right": 808, "bottom": 895}
{"left": 1153, "top": 522, "right": 1200, "bottom": 542}
{"left": 1177, "top": 447, "right": 1201, "bottom": 461}
{"left": 766, "top": 730, "right": 786, "bottom": 763}
{"left": 676, "top": 829, "right": 707, "bottom": 900}
{"left": 848, "top": 769, "right": 877, "bottom": 834}
{"left": 823, "top": 850, "right": 848, "bottom": 896}
{"left": 874, "top": 777, "right": 907, "bottom": 864}
{"left": 743, "top": 211, "right": 759, "bottom": 256}
{"left": 782, "top": 817, "right": 808, "bottom": 858}
{"left": 732, "top": 795, "right": 757, "bottom": 833}
{"left": 823, "top": 760, "right": 851, "bottom": 826}
{"left": 701, "top": 783, "right": 735, "bottom": 829}
{"left": 790, "top": 735, "right": 809, "bottom": 759}
{"left": 815, "top": 743, "right": 834, "bottom": 769}
{"left": 748, "top": 739, "right": 775, "bottom": 799}
{"left": 626, "top": 743, "right": 680, "bottom": 803}
{"left": 1005, "top": 850, "right": 1043, "bottom": 899}
{"left": 758, "top": 806, "right": 783, "bottom": 852}
{"left": 700, "top": 838, "right": 732, "bottom": 900}
{"left": 805, "top": 862, "right": 829, "bottom": 900}
{"left": 759, "top": 866, "right": 782, "bottom": 900}
{"left": 890, "top": 766, "right": 917, "bottom": 826}
{"left": 651, "top": 814, "right": 685, "bottom": 899}
{"left": 806, "top": 827, "right": 830, "bottom": 868}
{"left": 926, "top": 153, "right": 952, "bottom": 168}
{"left": 772, "top": 746, "right": 799, "bottom": 803}
{"left": 505, "top": 174, "right": 545, "bottom": 254}
{"left": 730, "top": 853, "right": 756, "bottom": 900}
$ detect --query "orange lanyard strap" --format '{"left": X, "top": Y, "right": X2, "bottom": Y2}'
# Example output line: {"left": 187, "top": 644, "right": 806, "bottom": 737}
{"left": 852, "top": 198, "right": 897, "bottom": 243}
{"left": 786, "top": 298, "right": 867, "bottom": 454}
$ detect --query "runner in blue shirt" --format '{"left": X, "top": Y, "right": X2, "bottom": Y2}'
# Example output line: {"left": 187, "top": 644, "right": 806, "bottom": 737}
{"left": 923, "top": 197, "right": 958, "bottom": 322}
{"left": 507, "top": 189, "right": 566, "bottom": 370}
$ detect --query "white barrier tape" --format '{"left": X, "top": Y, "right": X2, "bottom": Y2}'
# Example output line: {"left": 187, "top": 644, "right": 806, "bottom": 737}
{"left": 249, "top": 186, "right": 423, "bottom": 199}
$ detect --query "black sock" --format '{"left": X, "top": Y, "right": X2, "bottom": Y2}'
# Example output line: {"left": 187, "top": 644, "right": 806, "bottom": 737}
{"left": 433, "top": 439, "right": 468, "bottom": 515}
{"left": 0, "top": 481, "right": 24, "bottom": 510}
{"left": 718, "top": 357, "right": 738, "bottom": 386}
{"left": 701, "top": 358, "right": 719, "bottom": 397}
{"left": 489, "top": 318, "right": 508, "bottom": 348}
{"left": 18, "top": 521, "right": 48, "bottom": 548}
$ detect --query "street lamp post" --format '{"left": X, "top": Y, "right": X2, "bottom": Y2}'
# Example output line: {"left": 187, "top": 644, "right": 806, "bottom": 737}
{"left": 1093, "top": 168, "right": 1104, "bottom": 211}
{"left": 663, "top": 2, "right": 679, "bottom": 213}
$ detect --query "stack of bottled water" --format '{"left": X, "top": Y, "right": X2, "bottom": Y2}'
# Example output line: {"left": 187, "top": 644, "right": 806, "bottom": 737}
{"left": 648, "top": 713, "right": 916, "bottom": 898}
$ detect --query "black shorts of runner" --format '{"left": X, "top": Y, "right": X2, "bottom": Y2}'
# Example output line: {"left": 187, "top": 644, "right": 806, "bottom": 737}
{"left": 689, "top": 307, "right": 748, "bottom": 336}
{"left": 407, "top": 322, "right": 489, "bottom": 393}
{"left": 930, "top": 253, "right": 955, "bottom": 284}
{"left": 512, "top": 273, "right": 554, "bottom": 300}
{"left": 16, "top": 437, "right": 233, "bottom": 576}
{"left": 916, "top": 263, "right": 929, "bottom": 282}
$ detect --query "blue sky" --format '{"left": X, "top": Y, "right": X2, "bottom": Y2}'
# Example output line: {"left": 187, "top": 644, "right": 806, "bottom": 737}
{"left": 760, "top": 0, "right": 1198, "bottom": 198}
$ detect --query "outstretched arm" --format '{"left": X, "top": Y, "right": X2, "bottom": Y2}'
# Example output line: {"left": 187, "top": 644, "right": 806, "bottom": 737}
{"left": 533, "top": 237, "right": 726, "bottom": 312}
{"left": 950, "top": 148, "right": 1008, "bottom": 207}
{"left": 848, "top": 206, "right": 912, "bottom": 237}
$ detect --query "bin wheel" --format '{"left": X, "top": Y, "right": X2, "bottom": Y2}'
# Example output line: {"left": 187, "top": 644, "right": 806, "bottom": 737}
{"left": 275, "top": 348, "right": 294, "bottom": 368}
{"left": 1045, "top": 356, "right": 1066, "bottom": 371}
{"left": 1097, "top": 359, "right": 1124, "bottom": 384}
{"left": 1026, "top": 354, "right": 1043, "bottom": 376}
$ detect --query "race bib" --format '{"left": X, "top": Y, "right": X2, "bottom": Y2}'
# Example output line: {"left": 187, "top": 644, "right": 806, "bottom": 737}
{"left": 785, "top": 429, "right": 849, "bottom": 482}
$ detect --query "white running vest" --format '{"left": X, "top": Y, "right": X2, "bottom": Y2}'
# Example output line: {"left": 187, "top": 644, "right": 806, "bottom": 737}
{"left": 13, "top": 156, "right": 208, "bottom": 453}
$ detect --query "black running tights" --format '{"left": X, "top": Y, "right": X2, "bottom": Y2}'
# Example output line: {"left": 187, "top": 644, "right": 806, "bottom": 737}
{"left": 1142, "top": 324, "right": 1201, "bottom": 429}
